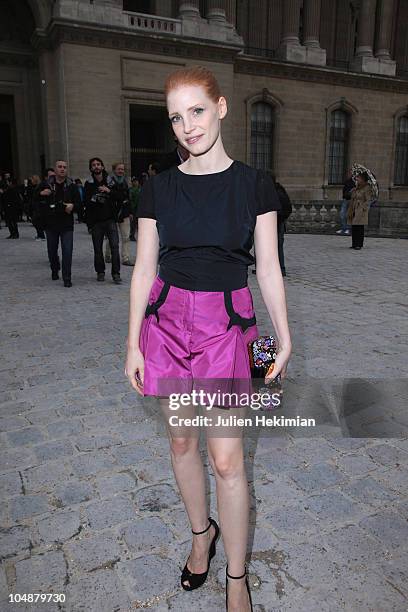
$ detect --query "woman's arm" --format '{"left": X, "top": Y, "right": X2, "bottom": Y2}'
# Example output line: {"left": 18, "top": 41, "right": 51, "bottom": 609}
{"left": 254, "top": 211, "right": 292, "bottom": 380}
{"left": 126, "top": 218, "right": 159, "bottom": 393}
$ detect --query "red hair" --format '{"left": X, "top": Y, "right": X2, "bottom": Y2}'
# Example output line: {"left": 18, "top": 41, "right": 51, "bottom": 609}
{"left": 164, "top": 66, "right": 221, "bottom": 103}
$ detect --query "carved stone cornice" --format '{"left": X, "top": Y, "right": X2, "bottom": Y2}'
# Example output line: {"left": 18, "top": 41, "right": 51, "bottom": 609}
{"left": 31, "top": 19, "right": 241, "bottom": 64}
{"left": 235, "top": 55, "right": 408, "bottom": 93}
{"left": 28, "top": 18, "right": 408, "bottom": 93}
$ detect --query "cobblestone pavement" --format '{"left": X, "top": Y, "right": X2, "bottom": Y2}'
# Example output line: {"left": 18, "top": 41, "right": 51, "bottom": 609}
{"left": 1, "top": 223, "right": 407, "bottom": 612}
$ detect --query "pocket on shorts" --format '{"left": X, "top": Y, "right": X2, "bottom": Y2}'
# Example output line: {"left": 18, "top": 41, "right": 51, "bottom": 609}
{"left": 144, "top": 278, "right": 170, "bottom": 319}
{"left": 224, "top": 288, "right": 257, "bottom": 334}
{"left": 233, "top": 288, "right": 255, "bottom": 319}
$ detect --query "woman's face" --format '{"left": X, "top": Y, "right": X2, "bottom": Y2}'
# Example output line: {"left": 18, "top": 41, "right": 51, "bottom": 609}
{"left": 167, "top": 84, "right": 227, "bottom": 157}
{"left": 356, "top": 175, "right": 366, "bottom": 187}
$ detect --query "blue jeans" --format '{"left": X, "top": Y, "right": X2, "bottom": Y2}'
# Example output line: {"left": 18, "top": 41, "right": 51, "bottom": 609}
{"left": 45, "top": 228, "right": 74, "bottom": 281}
{"left": 340, "top": 199, "right": 351, "bottom": 231}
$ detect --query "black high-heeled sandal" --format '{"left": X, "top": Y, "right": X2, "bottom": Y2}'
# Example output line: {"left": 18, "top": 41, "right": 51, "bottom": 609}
{"left": 225, "top": 565, "right": 253, "bottom": 611}
{"left": 181, "top": 516, "right": 220, "bottom": 591}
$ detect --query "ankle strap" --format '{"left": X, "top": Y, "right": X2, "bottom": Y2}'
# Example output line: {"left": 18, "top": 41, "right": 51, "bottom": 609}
{"left": 226, "top": 565, "right": 247, "bottom": 579}
{"left": 191, "top": 517, "right": 212, "bottom": 535}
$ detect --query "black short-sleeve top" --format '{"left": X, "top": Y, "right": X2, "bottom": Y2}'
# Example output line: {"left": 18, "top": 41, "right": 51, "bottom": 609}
{"left": 136, "top": 160, "right": 281, "bottom": 291}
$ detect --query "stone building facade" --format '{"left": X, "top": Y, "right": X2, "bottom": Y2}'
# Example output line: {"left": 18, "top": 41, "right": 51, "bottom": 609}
{"left": 1, "top": 0, "right": 407, "bottom": 236}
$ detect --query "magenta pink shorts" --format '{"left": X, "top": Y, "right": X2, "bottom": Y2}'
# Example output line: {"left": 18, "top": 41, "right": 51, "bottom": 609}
{"left": 139, "top": 276, "right": 259, "bottom": 397}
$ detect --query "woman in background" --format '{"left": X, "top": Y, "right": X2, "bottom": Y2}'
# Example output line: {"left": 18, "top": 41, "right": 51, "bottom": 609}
{"left": 347, "top": 171, "right": 373, "bottom": 250}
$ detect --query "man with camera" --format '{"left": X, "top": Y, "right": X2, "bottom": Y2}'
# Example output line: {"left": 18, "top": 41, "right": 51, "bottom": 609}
{"left": 38, "top": 160, "right": 79, "bottom": 287}
{"left": 84, "top": 157, "right": 121, "bottom": 284}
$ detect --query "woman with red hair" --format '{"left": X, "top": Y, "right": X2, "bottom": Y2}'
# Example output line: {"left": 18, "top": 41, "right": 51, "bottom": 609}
{"left": 126, "top": 66, "right": 291, "bottom": 610}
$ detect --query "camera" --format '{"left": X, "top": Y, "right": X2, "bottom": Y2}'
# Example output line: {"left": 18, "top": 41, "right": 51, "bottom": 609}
{"left": 91, "top": 192, "right": 110, "bottom": 206}
{"left": 45, "top": 190, "right": 65, "bottom": 212}
{"left": 49, "top": 198, "right": 65, "bottom": 212}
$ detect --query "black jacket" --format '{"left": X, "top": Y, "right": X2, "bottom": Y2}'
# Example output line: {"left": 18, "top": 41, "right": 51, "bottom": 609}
{"left": 2, "top": 185, "right": 23, "bottom": 219}
{"left": 36, "top": 177, "right": 80, "bottom": 230}
{"left": 109, "top": 175, "right": 130, "bottom": 222}
{"left": 275, "top": 182, "right": 292, "bottom": 221}
{"left": 84, "top": 173, "right": 117, "bottom": 227}
{"left": 343, "top": 178, "right": 355, "bottom": 200}
{"left": 84, "top": 174, "right": 130, "bottom": 225}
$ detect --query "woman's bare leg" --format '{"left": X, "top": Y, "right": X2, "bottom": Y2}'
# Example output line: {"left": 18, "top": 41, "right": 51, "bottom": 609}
{"left": 160, "top": 399, "right": 217, "bottom": 588}
{"left": 207, "top": 430, "right": 251, "bottom": 611}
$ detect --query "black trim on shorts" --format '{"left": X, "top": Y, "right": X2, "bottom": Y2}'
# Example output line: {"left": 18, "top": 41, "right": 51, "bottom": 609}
{"left": 224, "top": 290, "right": 256, "bottom": 333}
{"left": 145, "top": 282, "right": 170, "bottom": 323}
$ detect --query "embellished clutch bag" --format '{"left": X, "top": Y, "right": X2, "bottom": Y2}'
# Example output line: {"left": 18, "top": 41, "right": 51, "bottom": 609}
{"left": 248, "top": 335, "right": 279, "bottom": 379}
{"left": 248, "top": 336, "right": 282, "bottom": 410}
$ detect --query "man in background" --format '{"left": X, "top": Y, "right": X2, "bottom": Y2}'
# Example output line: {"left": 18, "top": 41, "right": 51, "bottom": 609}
{"left": 38, "top": 160, "right": 79, "bottom": 287}
{"left": 105, "top": 162, "right": 133, "bottom": 266}
{"left": 129, "top": 176, "right": 141, "bottom": 242}
{"left": 84, "top": 157, "right": 121, "bottom": 284}
{"left": 3, "top": 177, "right": 22, "bottom": 239}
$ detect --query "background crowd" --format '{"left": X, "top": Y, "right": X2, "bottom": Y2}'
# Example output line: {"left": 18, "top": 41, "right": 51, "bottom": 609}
{"left": 1, "top": 148, "right": 375, "bottom": 286}
{"left": 0, "top": 166, "right": 143, "bottom": 242}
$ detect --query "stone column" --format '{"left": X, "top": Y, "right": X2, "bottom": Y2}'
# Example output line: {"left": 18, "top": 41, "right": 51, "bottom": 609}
{"left": 225, "top": 0, "right": 245, "bottom": 45}
{"left": 266, "top": 0, "right": 282, "bottom": 52}
{"left": 302, "top": 0, "right": 326, "bottom": 65}
{"left": 206, "top": 0, "right": 227, "bottom": 24}
{"left": 154, "top": 0, "right": 174, "bottom": 18}
{"left": 225, "top": 0, "right": 236, "bottom": 26}
{"left": 178, "top": 0, "right": 200, "bottom": 19}
{"left": 247, "top": 0, "right": 266, "bottom": 51}
{"left": 278, "top": 0, "right": 306, "bottom": 63}
{"left": 352, "top": 0, "right": 395, "bottom": 74}
{"left": 354, "top": 0, "right": 376, "bottom": 58}
{"left": 205, "top": 0, "right": 242, "bottom": 44}
{"left": 375, "top": 0, "right": 396, "bottom": 74}
{"left": 303, "top": 0, "right": 321, "bottom": 48}
{"left": 281, "top": 0, "right": 301, "bottom": 47}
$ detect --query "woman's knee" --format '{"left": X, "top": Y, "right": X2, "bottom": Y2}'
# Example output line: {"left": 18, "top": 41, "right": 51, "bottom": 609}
{"left": 211, "top": 452, "right": 244, "bottom": 481}
{"left": 169, "top": 436, "right": 199, "bottom": 459}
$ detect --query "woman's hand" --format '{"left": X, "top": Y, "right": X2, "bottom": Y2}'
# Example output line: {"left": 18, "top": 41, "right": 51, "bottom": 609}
{"left": 125, "top": 347, "right": 145, "bottom": 395}
{"left": 265, "top": 344, "right": 291, "bottom": 383}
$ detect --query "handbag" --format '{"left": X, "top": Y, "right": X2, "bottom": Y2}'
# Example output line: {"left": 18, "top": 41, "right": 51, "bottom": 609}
{"left": 248, "top": 336, "right": 282, "bottom": 410}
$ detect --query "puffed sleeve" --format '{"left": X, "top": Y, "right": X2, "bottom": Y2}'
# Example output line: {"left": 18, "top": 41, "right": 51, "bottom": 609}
{"left": 136, "top": 178, "right": 156, "bottom": 219}
{"left": 255, "top": 170, "right": 281, "bottom": 215}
